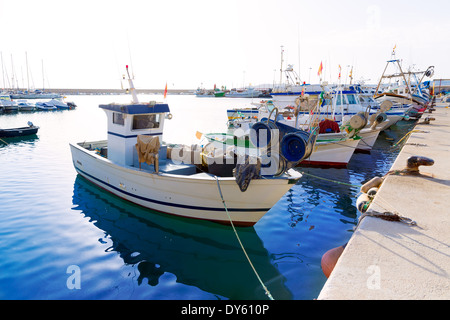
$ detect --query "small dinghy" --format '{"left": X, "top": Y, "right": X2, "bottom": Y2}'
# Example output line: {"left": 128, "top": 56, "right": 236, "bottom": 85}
{"left": 0, "top": 121, "right": 39, "bottom": 138}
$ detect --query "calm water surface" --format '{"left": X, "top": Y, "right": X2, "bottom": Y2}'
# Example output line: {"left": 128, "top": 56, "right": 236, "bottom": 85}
{"left": 0, "top": 94, "right": 415, "bottom": 300}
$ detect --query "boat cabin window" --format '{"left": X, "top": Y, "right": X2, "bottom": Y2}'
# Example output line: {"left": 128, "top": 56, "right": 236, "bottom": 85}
{"left": 347, "top": 94, "right": 357, "bottom": 104}
{"left": 113, "top": 112, "right": 125, "bottom": 126}
{"left": 336, "top": 94, "right": 344, "bottom": 105}
{"left": 132, "top": 114, "right": 160, "bottom": 130}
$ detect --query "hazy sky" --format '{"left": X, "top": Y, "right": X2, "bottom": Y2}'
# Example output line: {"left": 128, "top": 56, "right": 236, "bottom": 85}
{"left": 1, "top": 0, "right": 449, "bottom": 90}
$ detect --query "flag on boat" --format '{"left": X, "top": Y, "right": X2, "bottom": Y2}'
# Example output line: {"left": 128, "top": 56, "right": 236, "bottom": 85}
{"left": 318, "top": 61, "right": 323, "bottom": 77}
{"left": 195, "top": 131, "right": 203, "bottom": 140}
{"left": 164, "top": 82, "right": 168, "bottom": 99}
{"left": 338, "top": 65, "right": 342, "bottom": 79}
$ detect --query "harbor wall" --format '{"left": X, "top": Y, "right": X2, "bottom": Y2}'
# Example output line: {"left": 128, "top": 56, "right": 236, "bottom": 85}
{"left": 49, "top": 88, "right": 195, "bottom": 95}
{"left": 318, "top": 107, "right": 450, "bottom": 299}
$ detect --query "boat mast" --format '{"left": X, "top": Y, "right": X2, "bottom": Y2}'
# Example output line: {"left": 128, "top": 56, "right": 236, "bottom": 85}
{"left": 126, "top": 65, "right": 139, "bottom": 103}
{"left": 297, "top": 25, "right": 301, "bottom": 84}
{"left": 395, "top": 59, "right": 410, "bottom": 94}
{"left": 374, "top": 60, "right": 390, "bottom": 96}
{"left": 280, "top": 45, "right": 284, "bottom": 87}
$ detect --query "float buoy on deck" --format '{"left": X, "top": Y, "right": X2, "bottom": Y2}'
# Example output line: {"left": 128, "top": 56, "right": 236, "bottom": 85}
{"left": 360, "top": 176, "right": 384, "bottom": 194}
{"left": 321, "top": 244, "right": 346, "bottom": 278}
{"left": 356, "top": 193, "right": 371, "bottom": 213}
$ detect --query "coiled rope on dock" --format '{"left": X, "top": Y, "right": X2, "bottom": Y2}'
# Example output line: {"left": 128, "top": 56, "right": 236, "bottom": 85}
{"left": 213, "top": 176, "right": 274, "bottom": 300}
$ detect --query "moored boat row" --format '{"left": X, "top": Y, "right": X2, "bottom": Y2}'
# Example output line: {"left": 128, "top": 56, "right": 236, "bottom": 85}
{"left": 69, "top": 49, "right": 439, "bottom": 228}
{"left": 0, "top": 94, "right": 77, "bottom": 113}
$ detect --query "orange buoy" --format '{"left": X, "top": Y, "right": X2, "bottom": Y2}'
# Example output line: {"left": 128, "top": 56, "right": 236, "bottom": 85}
{"left": 321, "top": 244, "right": 346, "bottom": 278}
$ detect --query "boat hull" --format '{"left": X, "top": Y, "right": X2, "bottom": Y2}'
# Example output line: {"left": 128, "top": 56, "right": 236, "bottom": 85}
{"left": 0, "top": 126, "right": 39, "bottom": 137}
{"left": 70, "top": 142, "right": 301, "bottom": 226}
{"left": 300, "top": 134, "right": 360, "bottom": 167}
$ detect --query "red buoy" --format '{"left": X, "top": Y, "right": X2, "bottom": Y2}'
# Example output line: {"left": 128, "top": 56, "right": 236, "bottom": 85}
{"left": 321, "top": 244, "right": 346, "bottom": 278}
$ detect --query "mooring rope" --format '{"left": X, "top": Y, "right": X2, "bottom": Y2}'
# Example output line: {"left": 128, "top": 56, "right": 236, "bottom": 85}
{"left": 298, "top": 170, "right": 362, "bottom": 188}
{"left": 213, "top": 175, "right": 274, "bottom": 300}
{"left": 392, "top": 129, "right": 429, "bottom": 148}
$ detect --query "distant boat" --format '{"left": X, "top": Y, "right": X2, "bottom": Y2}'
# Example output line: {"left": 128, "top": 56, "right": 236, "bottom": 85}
{"left": 17, "top": 100, "right": 36, "bottom": 111}
{"left": 214, "top": 90, "right": 226, "bottom": 97}
{"left": 195, "top": 88, "right": 214, "bottom": 97}
{"left": 435, "top": 94, "right": 450, "bottom": 107}
{"left": 0, "top": 122, "right": 39, "bottom": 138}
{"left": 0, "top": 94, "right": 19, "bottom": 112}
{"left": 225, "top": 87, "right": 262, "bottom": 98}
{"left": 45, "top": 98, "right": 70, "bottom": 109}
{"left": 10, "top": 90, "right": 62, "bottom": 100}
{"left": 35, "top": 101, "right": 57, "bottom": 111}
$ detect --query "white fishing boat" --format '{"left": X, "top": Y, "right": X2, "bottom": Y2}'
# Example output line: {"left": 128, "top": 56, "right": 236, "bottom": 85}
{"left": 70, "top": 67, "right": 310, "bottom": 227}
{"left": 373, "top": 57, "right": 434, "bottom": 110}
{"left": 301, "top": 132, "right": 361, "bottom": 167}
{"left": 226, "top": 86, "right": 388, "bottom": 155}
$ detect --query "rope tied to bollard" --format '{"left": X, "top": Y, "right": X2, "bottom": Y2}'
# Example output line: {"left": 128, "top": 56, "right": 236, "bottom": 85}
{"left": 357, "top": 210, "right": 417, "bottom": 229}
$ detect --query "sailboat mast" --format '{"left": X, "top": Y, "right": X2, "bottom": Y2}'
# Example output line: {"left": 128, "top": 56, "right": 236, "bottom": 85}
{"left": 10, "top": 54, "right": 15, "bottom": 90}
{"left": 42, "top": 59, "right": 45, "bottom": 91}
{"left": 1, "top": 52, "right": 4, "bottom": 90}
{"left": 26, "top": 52, "right": 30, "bottom": 92}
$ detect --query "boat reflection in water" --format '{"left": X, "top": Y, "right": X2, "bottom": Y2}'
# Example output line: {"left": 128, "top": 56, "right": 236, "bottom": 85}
{"left": 71, "top": 176, "right": 292, "bottom": 300}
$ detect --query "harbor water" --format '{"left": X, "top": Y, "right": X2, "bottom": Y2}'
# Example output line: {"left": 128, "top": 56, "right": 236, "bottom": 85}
{"left": 0, "top": 94, "right": 415, "bottom": 300}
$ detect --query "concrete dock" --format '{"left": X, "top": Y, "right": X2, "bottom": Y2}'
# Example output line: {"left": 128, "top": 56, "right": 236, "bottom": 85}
{"left": 318, "top": 107, "right": 450, "bottom": 300}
